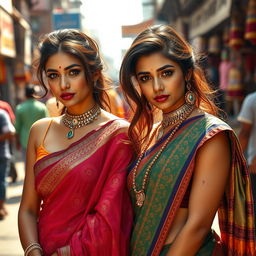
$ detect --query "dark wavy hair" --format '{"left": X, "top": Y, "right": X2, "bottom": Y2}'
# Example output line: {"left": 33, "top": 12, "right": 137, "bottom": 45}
{"left": 35, "top": 29, "right": 110, "bottom": 110}
{"left": 119, "top": 24, "right": 218, "bottom": 153}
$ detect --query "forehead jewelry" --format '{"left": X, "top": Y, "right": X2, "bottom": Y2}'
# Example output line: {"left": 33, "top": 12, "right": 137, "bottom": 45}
{"left": 62, "top": 104, "right": 101, "bottom": 139}
{"left": 132, "top": 104, "right": 194, "bottom": 207}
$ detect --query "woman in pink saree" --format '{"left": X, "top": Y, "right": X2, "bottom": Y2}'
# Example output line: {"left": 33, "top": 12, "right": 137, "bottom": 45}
{"left": 18, "top": 29, "right": 134, "bottom": 256}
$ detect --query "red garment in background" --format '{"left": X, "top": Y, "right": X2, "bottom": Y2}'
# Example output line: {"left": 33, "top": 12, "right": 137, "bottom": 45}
{"left": 0, "top": 100, "right": 15, "bottom": 123}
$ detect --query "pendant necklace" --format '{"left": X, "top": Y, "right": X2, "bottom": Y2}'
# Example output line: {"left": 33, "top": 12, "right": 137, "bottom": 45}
{"left": 62, "top": 104, "right": 101, "bottom": 139}
{"left": 132, "top": 103, "right": 194, "bottom": 207}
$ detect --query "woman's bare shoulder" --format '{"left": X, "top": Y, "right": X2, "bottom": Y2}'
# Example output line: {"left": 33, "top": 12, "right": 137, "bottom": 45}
{"left": 29, "top": 117, "right": 61, "bottom": 143}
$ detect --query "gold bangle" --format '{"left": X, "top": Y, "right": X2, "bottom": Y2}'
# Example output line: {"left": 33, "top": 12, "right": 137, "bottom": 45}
{"left": 24, "top": 242, "right": 43, "bottom": 256}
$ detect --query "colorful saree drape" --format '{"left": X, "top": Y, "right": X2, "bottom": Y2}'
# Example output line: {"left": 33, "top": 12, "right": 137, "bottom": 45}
{"left": 128, "top": 113, "right": 255, "bottom": 256}
{"left": 34, "top": 120, "right": 134, "bottom": 256}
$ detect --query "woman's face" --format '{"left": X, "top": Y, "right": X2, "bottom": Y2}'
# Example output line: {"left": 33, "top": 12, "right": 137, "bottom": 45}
{"left": 135, "top": 52, "right": 186, "bottom": 113}
{"left": 45, "top": 52, "right": 95, "bottom": 114}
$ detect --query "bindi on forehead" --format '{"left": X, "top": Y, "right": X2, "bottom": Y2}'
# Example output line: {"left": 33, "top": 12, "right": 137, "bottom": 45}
{"left": 58, "top": 66, "right": 62, "bottom": 69}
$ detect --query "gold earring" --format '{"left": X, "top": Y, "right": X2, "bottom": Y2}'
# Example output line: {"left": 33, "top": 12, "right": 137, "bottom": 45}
{"left": 185, "top": 82, "right": 196, "bottom": 105}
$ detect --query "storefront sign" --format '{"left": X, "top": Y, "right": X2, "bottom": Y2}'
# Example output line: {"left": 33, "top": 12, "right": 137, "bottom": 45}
{"left": 0, "top": 8, "right": 16, "bottom": 58}
{"left": 189, "top": 0, "right": 232, "bottom": 39}
{"left": 53, "top": 13, "right": 81, "bottom": 30}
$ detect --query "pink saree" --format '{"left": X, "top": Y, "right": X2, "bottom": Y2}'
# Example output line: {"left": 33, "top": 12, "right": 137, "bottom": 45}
{"left": 34, "top": 120, "right": 134, "bottom": 256}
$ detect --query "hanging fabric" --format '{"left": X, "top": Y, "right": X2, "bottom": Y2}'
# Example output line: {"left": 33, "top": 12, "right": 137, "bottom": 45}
{"left": 245, "top": 0, "right": 256, "bottom": 45}
{"left": 229, "top": 11, "right": 244, "bottom": 50}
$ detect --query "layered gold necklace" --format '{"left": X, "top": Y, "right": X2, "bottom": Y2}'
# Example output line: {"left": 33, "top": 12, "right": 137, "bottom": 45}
{"left": 157, "top": 103, "right": 194, "bottom": 140}
{"left": 62, "top": 104, "right": 101, "bottom": 139}
{"left": 132, "top": 103, "right": 194, "bottom": 207}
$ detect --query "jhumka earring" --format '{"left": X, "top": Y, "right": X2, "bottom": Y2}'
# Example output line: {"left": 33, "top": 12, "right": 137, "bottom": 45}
{"left": 185, "top": 82, "right": 196, "bottom": 105}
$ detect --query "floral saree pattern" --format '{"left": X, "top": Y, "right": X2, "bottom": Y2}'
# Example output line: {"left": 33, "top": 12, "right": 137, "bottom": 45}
{"left": 128, "top": 114, "right": 255, "bottom": 256}
{"left": 34, "top": 120, "right": 134, "bottom": 256}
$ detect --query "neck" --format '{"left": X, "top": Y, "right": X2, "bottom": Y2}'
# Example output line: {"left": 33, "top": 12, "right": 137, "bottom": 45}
{"left": 66, "top": 102, "right": 96, "bottom": 116}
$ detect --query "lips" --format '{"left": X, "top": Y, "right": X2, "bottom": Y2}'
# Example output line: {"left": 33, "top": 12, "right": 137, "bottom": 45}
{"left": 60, "top": 93, "right": 75, "bottom": 100}
{"left": 154, "top": 95, "right": 169, "bottom": 102}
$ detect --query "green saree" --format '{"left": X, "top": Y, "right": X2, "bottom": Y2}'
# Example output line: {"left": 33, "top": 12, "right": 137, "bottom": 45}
{"left": 128, "top": 113, "right": 255, "bottom": 256}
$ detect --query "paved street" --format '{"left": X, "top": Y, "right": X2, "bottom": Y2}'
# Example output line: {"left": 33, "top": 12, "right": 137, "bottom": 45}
{"left": 0, "top": 161, "right": 24, "bottom": 256}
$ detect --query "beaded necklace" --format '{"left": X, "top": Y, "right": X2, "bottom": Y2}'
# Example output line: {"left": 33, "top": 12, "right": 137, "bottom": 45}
{"left": 132, "top": 104, "right": 194, "bottom": 207}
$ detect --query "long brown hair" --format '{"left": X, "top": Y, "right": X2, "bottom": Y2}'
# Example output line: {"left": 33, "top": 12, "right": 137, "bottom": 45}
{"left": 35, "top": 29, "right": 110, "bottom": 110}
{"left": 119, "top": 24, "right": 218, "bottom": 153}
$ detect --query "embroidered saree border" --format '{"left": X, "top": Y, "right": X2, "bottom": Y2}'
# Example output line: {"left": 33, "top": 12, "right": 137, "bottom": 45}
{"left": 129, "top": 115, "right": 208, "bottom": 255}
{"left": 129, "top": 114, "right": 255, "bottom": 255}
{"left": 35, "top": 120, "right": 125, "bottom": 197}
{"left": 218, "top": 131, "right": 255, "bottom": 255}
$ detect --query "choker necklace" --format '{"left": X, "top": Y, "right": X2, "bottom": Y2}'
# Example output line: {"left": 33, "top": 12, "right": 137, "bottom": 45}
{"left": 157, "top": 103, "right": 194, "bottom": 140}
{"left": 132, "top": 105, "right": 194, "bottom": 207}
{"left": 62, "top": 104, "right": 101, "bottom": 139}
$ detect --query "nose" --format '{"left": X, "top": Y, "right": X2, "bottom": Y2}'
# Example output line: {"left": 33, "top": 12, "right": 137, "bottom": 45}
{"left": 60, "top": 74, "right": 70, "bottom": 90}
{"left": 153, "top": 77, "right": 164, "bottom": 92}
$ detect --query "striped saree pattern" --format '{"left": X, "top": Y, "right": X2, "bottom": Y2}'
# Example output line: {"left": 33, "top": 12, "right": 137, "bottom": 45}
{"left": 128, "top": 114, "right": 255, "bottom": 256}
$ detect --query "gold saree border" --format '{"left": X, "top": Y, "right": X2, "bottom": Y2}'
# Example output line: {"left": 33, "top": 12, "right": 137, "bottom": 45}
{"left": 35, "top": 120, "right": 128, "bottom": 197}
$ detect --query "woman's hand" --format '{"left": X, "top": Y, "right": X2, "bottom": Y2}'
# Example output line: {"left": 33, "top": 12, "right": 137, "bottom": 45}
{"left": 51, "top": 253, "right": 58, "bottom": 256}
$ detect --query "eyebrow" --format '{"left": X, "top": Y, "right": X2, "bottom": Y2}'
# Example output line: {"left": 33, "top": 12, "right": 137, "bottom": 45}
{"left": 46, "top": 64, "right": 81, "bottom": 73}
{"left": 157, "top": 64, "right": 174, "bottom": 71}
{"left": 137, "top": 64, "right": 174, "bottom": 75}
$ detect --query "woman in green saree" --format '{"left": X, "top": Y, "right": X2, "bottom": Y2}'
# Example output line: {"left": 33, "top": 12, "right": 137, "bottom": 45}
{"left": 120, "top": 24, "right": 255, "bottom": 255}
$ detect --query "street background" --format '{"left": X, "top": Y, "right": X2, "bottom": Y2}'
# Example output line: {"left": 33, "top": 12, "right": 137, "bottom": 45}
{"left": 0, "top": 0, "right": 255, "bottom": 254}
{"left": 0, "top": 159, "right": 24, "bottom": 256}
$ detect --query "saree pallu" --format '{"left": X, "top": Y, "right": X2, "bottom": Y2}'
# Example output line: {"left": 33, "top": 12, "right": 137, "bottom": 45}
{"left": 128, "top": 113, "right": 255, "bottom": 256}
{"left": 34, "top": 120, "right": 134, "bottom": 256}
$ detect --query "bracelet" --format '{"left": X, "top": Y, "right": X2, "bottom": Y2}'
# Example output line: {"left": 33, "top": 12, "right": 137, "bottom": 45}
{"left": 24, "top": 242, "right": 43, "bottom": 256}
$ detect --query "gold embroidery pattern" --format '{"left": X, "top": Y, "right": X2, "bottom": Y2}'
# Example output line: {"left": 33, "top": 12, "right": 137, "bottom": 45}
{"left": 38, "top": 120, "right": 126, "bottom": 197}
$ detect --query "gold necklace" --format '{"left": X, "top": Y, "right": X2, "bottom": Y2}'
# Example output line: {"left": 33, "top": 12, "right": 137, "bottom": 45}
{"left": 132, "top": 105, "right": 194, "bottom": 207}
{"left": 62, "top": 104, "right": 101, "bottom": 139}
{"left": 157, "top": 103, "right": 194, "bottom": 140}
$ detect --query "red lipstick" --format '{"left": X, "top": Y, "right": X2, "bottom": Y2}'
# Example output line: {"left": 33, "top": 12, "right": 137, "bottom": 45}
{"left": 154, "top": 95, "right": 169, "bottom": 102}
{"left": 60, "top": 93, "right": 75, "bottom": 100}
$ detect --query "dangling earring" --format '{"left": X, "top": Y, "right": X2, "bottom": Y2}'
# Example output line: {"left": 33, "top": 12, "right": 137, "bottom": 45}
{"left": 185, "top": 82, "right": 196, "bottom": 105}
{"left": 56, "top": 98, "right": 59, "bottom": 109}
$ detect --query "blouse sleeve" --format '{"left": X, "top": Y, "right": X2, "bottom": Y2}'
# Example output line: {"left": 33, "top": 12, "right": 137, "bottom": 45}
{"left": 57, "top": 133, "right": 134, "bottom": 256}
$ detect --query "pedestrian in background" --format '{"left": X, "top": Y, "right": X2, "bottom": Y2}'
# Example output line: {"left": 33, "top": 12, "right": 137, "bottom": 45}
{"left": 120, "top": 24, "right": 255, "bottom": 255}
{"left": 18, "top": 29, "right": 133, "bottom": 256}
{"left": 15, "top": 84, "right": 48, "bottom": 164}
{"left": 0, "top": 109, "right": 15, "bottom": 220}
{"left": 238, "top": 90, "right": 256, "bottom": 225}
{"left": 0, "top": 96, "right": 17, "bottom": 182}
{"left": 0, "top": 98, "right": 15, "bottom": 124}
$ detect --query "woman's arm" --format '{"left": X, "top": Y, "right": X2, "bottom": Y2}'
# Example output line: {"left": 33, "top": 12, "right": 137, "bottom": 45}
{"left": 167, "top": 131, "right": 230, "bottom": 256}
{"left": 18, "top": 123, "right": 43, "bottom": 256}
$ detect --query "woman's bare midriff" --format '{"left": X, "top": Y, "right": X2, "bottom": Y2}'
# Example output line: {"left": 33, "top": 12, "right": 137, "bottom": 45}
{"left": 164, "top": 208, "right": 188, "bottom": 245}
